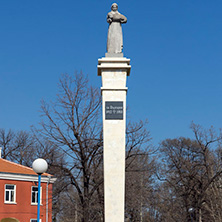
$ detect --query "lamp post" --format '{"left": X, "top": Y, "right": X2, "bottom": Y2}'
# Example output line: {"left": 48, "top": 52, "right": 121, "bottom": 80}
{"left": 188, "top": 207, "right": 195, "bottom": 222}
{"left": 32, "top": 158, "right": 48, "bottom": 222}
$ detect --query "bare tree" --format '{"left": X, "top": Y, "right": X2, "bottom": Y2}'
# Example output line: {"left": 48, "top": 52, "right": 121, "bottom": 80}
{"left": 0, "top": 129, "right": 37, "bottom": 165}
{"left": 39, "top": 72, "right": 103, "bottom": 222}
{"left": 0, "top": 129, "right": 15, "bottom": 159}
{"left": 158, "top": 123, "right": 222, "bottom": 222}
{"left": 125, "top": 120, "right": 156, "bottom": 221}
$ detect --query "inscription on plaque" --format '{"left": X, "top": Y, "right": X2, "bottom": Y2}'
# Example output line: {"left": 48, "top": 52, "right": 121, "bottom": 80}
{"left": 105, "top": 101, "right": 123, "bottom": 120}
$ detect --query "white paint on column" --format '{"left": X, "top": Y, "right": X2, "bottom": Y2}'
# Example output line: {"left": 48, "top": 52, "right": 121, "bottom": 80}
{"left": 98, "top": 57, "right": 131, "bottom": 222}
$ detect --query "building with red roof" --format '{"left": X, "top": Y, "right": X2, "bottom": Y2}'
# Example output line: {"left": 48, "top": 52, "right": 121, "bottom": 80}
{"left": 0, "top": 157, "right": 56, "bottom": 222}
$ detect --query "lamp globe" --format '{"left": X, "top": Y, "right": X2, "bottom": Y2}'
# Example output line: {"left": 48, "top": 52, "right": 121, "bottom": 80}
{"left": 188, "top": 207, "right": 194, "bottom": 213}
{"left": 32, "top": 158, "right": 48, "bottom": 174}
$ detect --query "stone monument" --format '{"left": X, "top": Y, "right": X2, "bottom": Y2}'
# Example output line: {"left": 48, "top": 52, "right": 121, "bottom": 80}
{"left": 106, "top": 3, "right": 127, "bottom": 56}
{"left": 97, "top": 3, "right": 131, "bottom": 222}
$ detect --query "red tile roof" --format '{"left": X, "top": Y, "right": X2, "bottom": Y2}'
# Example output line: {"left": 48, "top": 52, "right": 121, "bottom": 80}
{"left": 0, "top": 158, "right": 50, "bottom": 176}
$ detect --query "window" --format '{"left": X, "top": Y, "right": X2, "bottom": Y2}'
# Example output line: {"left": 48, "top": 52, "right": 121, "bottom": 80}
{"left": 5, "top": 184, "right": 16, "bottom": 203}
{"left": 31, "top": 187, "right": 38, "bottom": 204}
{"left": 31, "top": 186, "right": 42, "bottom": 204}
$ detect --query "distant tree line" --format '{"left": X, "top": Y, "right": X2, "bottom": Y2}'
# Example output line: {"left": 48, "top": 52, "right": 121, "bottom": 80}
{"left": 1, "top": 72, "right": 222, "bottom": 222}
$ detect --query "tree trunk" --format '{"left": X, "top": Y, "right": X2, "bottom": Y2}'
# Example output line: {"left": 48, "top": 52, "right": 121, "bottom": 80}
{"left": 199, "top": 208, "right": 202, "bottom": 222}
{"left": 82, "top": 170, "right": 89, "bottom": 222}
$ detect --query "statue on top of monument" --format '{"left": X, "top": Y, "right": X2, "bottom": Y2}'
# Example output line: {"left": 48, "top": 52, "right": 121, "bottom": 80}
{"left": 106, "top": 3, "right": 127, "bottom": 56}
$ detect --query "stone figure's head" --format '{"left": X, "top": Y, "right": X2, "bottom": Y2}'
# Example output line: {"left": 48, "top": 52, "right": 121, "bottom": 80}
{"left": 111, "top": 3, "right": 118, "bottom": 12}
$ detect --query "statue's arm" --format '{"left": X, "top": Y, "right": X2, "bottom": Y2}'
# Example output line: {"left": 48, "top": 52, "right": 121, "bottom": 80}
{"left": 120, "top": 14, "right": 127, "bottom": 23}
{"left": 107, "top": 12, "right": 113, "bottom": 24}
{"left": 112, "top": 13, "right": 127, "bottom": 23}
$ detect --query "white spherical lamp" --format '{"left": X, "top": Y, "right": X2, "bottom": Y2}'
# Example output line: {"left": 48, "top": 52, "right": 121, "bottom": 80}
{"left": 188, "top": 207, "right": 194, "bottom": 213}
{"left": 32, "top": 158, "right": 48, "bottom": 174}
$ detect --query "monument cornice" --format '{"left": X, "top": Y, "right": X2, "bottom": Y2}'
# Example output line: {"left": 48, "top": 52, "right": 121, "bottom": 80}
{"left": 97, "top": 57, "right": 131, "bottom": 76}
{"left": 100, "top": 87, "right": 128, "bottom": 92}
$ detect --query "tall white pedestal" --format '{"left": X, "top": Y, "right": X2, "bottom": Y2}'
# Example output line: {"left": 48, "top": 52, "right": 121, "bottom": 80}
{"left": 98, "top": 57, "right": 131, "bottom": 222}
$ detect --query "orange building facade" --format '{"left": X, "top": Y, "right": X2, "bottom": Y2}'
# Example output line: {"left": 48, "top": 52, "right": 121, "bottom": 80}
{"left": 0, "top": 158, "right": 56, "bottom": 222}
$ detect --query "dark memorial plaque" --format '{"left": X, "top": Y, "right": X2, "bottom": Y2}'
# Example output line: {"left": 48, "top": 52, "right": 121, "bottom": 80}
{"left": 105, "top": 101, "right": 123, "bottom": 120}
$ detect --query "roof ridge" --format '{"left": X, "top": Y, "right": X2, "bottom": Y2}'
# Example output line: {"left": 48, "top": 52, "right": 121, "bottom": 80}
{"left": 1, "top": 158, "right": 33, "bottom": 171}
{"left": 0, "top": 158, "right": 51, "bottom": 176}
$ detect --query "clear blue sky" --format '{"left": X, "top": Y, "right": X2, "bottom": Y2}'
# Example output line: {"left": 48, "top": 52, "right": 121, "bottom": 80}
{"left": 1, "top": 0, "right": 222, "bottom": 146}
